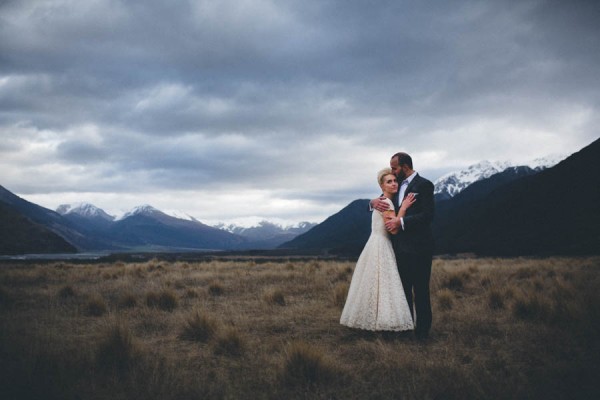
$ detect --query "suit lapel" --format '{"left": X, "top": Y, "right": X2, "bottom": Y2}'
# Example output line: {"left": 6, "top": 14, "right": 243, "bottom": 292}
{"left": 403, "top": 173, "right": 420, "bottom": 198}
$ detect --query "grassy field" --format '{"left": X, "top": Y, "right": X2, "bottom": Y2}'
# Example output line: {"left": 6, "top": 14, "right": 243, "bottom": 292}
{"left": 0, "top": 256, "right": 599, "bottom": 399}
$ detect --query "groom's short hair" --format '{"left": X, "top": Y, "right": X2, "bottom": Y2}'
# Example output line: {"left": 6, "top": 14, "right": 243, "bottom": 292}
{"left": 392, "top": 152, "right": 413, "bottom": 169}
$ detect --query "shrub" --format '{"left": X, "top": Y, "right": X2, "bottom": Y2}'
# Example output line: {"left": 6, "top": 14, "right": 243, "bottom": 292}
{"left": 86, "top": 294, "right": 108, "bottom": 316}
{"left": 145, "top": 289, "right": 178, "bottom": 311}
{"left": 179, "top": 310, "right": 219, "bottom": 342}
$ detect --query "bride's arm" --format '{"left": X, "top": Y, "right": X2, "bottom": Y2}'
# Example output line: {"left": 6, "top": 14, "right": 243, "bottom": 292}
{"left": 385, "top": 194, "right": 416, "bottom": 233}
{"left": 398, "top": 193, "right": 416, "bottom": 218}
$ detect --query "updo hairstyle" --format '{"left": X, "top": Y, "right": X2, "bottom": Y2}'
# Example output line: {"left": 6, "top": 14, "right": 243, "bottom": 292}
{"left": 377, "top": 168, "right": 394, "bottom": 185}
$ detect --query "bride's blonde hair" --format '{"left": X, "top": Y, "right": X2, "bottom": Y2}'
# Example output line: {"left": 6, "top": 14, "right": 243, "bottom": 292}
{"left": 377, "top": 168, "right": 394, "bottom": 185}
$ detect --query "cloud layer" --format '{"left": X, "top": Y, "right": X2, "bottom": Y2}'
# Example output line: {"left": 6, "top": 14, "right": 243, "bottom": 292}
{"left": 1, "top": 0, "right": 598, "bottom": 225}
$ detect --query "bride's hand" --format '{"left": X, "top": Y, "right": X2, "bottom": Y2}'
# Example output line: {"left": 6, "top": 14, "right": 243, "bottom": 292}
{"left": 400, "top": 193, "right": 417, "bottom": 212}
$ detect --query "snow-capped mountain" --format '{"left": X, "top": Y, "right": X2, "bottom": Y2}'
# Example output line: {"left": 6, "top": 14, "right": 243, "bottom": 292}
{"left": 216, "top": 220, "right": 316, "bottom": 237}
{"left": 434, "top": 161, "right": 511, "bottom": 200}
{"left": 56, "top": 202, "right": 115, "bottom": 221}
{"left": 434, "top": 155, "right": 565, "bottom": 200}
{"left": 118, "top": 204, "right": 164, "bottom": 220}
{"left": 165, "top": 210, "right": 200, "bottom": 222}
{"left": 527, "top": 154, "right": 567, "bottom": 170}
{"left": 215, "top": 220, "right": 317, "bottom": 248}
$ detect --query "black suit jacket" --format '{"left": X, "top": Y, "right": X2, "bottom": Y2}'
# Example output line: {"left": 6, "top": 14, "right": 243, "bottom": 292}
{"left": 391, "top": 173, "right": 435, "bottom": 254}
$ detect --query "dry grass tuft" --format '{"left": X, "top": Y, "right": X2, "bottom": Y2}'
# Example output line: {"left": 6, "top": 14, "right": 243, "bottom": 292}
{"left": 85, "top": 293, "right": 108, "bottom": 316}
{"left": 179, "top": 310, "right": 219, "bottom": 342}
{"left": 263, "top": 288, "right": 286, "bottom": 306}
{"left": 145, "top": 289, "right": 178, "bottom": 311}
{"left": 213, "top": 327, "right": 245, "bottom": 357}
{"left": 436, "top": 288, "right": 454, "bottom": 310}
{"left": 512, "top": 291, "right": 550, "bottom": 321}
{"left": 117, "top": 292, "right": 137, "bottom": 309}
{"left": 280, "top": 341, "right": 338, "bottom": 386}
{"left": 332, "top": 283, "right": 349, "bottom": 308}
{"left": 1, "top": 256, "right": 599, "bottom": 399}
{"left": 443, "top": 271, "right": 469, "bottom": 291}
{"left": 307, "top": 261, "right": 321, "bottom": 275}
{"left": 513, "top": 267, "right": 535, "bottom": 280}
{"left": 58, "top": 285, "right": 77, "bottom": 299}
{"left": 96, "top": 321, "right": 141, "bottom": 375}
{"left": 208, "top": 282, "right": 225, "bottom": 296}
{"left": 488, "top": 288, "right": 505, "bottom": 310}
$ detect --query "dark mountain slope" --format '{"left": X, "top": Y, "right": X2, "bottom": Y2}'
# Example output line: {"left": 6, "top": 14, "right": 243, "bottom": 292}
{"left": 433, "top": 166, "right": 539, "bottom": 251}
{"left": 0, "top": 185, "right": 119, "bottom": 251}
{"left": 279, "top": 137, "right": 600, "bottom": 256}
{"left": 279, "top": 199, "right": 371, "bottom": 256}
{"left": 0, "top": 201, "right": 76, "bottom": 255}
{"left": 436, "top": 137, "right": 600, "bottom": 255}
{"left": 108, "top": 209, "right": 248, "bottom": 250}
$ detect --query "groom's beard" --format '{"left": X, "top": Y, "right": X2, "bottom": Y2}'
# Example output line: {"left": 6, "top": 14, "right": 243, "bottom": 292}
{"left": 396, "top": 172, "right": 405, "bottom": 181}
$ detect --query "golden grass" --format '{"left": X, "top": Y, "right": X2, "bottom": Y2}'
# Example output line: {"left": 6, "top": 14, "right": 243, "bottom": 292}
{"left": 179, "top": 309, "right": 220, "bottom": 342}
{"left": 0, "top": 256, "right": 599, "bottom": 399}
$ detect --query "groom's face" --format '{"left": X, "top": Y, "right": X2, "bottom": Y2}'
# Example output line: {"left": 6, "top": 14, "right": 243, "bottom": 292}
{"left": 390, "top": 157, "right": 405, "bottom": 180}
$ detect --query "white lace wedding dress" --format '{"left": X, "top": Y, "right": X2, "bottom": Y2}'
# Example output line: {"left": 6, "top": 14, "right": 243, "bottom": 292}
{"left": 340, "top": 198, "right": 414, "bottom": 331}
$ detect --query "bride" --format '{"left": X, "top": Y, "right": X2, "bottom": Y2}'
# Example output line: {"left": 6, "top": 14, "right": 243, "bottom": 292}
{"left": 340, "top": 168, "right": 415, "bottom": 331}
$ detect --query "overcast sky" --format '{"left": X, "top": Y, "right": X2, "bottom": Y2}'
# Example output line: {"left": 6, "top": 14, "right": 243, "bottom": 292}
{"left": 1, "top": 0, "right": 598, "bottom": 226}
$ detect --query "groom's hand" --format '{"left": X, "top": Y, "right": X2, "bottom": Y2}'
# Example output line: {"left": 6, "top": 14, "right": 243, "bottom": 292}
{"left": 385, "top": 216, "right": 401, "bottom": 233}
{"left": 371, "top": 196, "right": 389, "bottom": 212}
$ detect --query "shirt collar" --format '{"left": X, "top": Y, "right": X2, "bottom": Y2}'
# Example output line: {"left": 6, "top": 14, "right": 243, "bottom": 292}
{"left": 402, "top": 171, "right": 417, "bottom": 184}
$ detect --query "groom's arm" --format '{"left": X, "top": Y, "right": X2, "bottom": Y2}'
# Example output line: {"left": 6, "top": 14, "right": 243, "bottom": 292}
{"left": 402, "top": 179, "right": 434, "bottom": 231}
{"left": 370, "top": 195, "right": 390, "bottom": 212}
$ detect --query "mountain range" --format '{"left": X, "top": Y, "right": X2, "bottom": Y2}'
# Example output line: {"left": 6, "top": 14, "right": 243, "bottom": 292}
{"left": 2, "top": 138, "right": 597, "bottom": 256}
{"left": 281, "top": 138, "right": 599, "bottom": 256}
{"left": 433, "top": 155, "right": 564, "bottom": 201}
{"left": 0, "top": 188, "right": 315, "bottom": 255}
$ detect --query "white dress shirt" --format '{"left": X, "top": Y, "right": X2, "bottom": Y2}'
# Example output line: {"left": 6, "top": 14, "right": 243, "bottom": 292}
{"left": 398, "top": 171, "right": 417, "bottom": 230}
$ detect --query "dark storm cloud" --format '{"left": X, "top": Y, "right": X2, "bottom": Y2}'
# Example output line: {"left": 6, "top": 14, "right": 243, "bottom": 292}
{"left": 1, "top": 0, "right": 599, "bottom": 223}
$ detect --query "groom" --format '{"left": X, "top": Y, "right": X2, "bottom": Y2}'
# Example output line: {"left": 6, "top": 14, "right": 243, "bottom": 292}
{"left": 371, "top": 152, "right": 435, "bottom": 339}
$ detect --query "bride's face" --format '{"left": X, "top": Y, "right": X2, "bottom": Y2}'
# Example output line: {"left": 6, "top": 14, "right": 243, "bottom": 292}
{"left": 380, "top": 174, "right": 398, "bottom": 195}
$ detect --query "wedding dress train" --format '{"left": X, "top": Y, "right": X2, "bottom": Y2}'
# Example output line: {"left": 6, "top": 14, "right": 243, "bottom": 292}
{"left": 340, "top": 198, "right": 414, "bottom": 331}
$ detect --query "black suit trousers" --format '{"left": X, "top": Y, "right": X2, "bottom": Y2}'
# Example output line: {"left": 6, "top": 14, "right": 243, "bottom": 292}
{"left": 395, "top": 251, "right": 432, "bottom": 335}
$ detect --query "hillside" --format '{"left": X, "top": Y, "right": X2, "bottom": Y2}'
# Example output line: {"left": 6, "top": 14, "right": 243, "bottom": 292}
{"left": 0, "top": 201, "right": 76, "bottom": 255}
{"left": 279, "top": 199, "right": 371, "bottom": 256}
{"left": 280, "top": 137, "right": 600, "bottom": 256}
{"left": 435, "top": 137, "right": 600, "bottom": 255}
